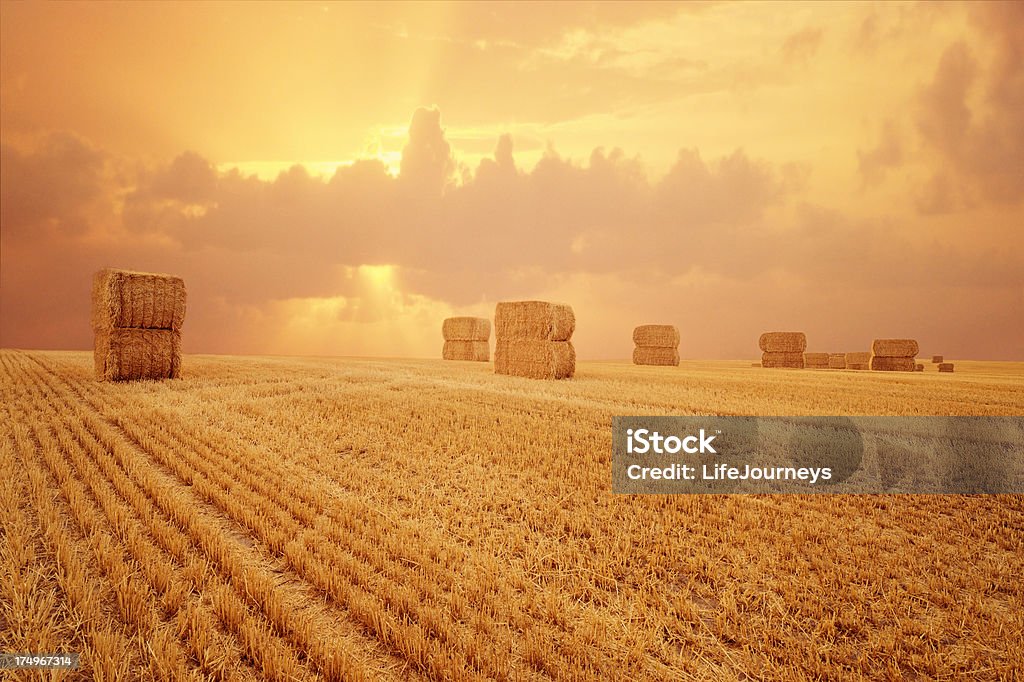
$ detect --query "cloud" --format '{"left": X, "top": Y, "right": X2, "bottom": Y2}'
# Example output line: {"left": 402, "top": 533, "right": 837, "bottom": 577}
{"left": 2, "top": 107, "right": 1022, "bottom": 359}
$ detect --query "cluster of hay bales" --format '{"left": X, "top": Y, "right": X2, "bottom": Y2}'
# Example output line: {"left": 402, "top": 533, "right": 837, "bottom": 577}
{"left": 494, "top": 301, "right": 575, "bottom": 379}
{"left": 92, "top": 268, "right": 185, "bottom": 381}
{"left": 845, "top": 352, "right": 871, "bottom": 370}
{"left": 441, "top": 317, "right": 490, "bottom": 361}
{"left": 632, "top": 325, "right": 679, "bottom": 366}
{"left": 759, "top": 332, "right": 806, "bottom": 368}
{"left": 870, "top": 339, "right": 918, "bottom": 372}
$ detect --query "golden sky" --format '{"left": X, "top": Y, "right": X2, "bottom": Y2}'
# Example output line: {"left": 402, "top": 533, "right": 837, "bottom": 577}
{"left": 1, "top": 1, "right": 1022, "bottom": 359}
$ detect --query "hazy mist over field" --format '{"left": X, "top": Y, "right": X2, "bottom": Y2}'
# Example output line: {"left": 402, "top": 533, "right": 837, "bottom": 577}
{"left": 2, "top": 2, "right": 1022, "bottom": 359}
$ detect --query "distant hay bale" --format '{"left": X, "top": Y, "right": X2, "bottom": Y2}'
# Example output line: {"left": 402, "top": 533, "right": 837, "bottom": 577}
{"left": 846, "top": 362, "right": 869, "bottom": 371}
{"left": 494, "top": 301, "right": 574, "bottom": 341}
{"left": 494, "top": 340, "right": 575, "bottom": 379}
{"left": 442, "top": 340, "right": 489, "bottom": 362}
{"left": 871, "top": 339, "right": 919, "bottom": 358}
{"left": 94, "top": 329, "right": 181, "bottom": 381}
{"left": 751, "top": 362, "right": 761, "bottom": 367}
{"left": 759, "top": 332, "right": 807, "bottom": 353}
{"left": 804, "top": 352, "right": 830, "bottom": 368}
{"left": 442, "top": 317, "right": 490, "bottom": 342}
{"left": 845, "top": 351, "right": 871, "bottom": 365}
{"left": 633, "top": 347, "right": 679, "bottom": 366}
{"left": 914, "top": 363, "right": 925, "bottom": 372}
{"left": 92, "top": 268, "right": 186, "bottom": 332}
{"left": 828, "top": 353, "right": 846, "bottom": 370}
{"left": 870, "top": 357, "right": 915, "bottom": 372}
{"left": 938, "top": 363, "right": 955, "bottom": 373}
{"left": 932, "top": 355, "right": 943, "bottom": 363}
{"left": 761, "top": 351, "right": 805, "bottom": 369}
{"left": 632, "top": 325, "right": 679, "bottom": 348}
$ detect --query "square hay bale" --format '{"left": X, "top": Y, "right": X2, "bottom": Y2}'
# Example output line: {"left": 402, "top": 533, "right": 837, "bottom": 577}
{"left": 494, "top": 340, "right": 575, "bottom": 379}
{"left": 845, "top": 351, "right": 871, "bottom": 365}
{"left": 761, "top": 351, "right": 805, "bottom": 369}
{"left": 870, "top": 356, "right": 915, "bottom": 372}
{"left": 632, "top": 325, "right": 679, "bottom": 348}
{"left": 94, "top": 329, "right": 181, "bottom": 381}
{"left": 828, "top": 353, "right": 846, "bottom": 370}
{"left": 92, "top": 268, "right": 186, "bottom": 331}
{"left": 871, "top": 338, "right": 919, "bottom": 358}
{"left": 804, "top": 352, "right": 830, "bottom": 368}
{"left": 932, "top": 355, "right": 943, "bottom": 363}
{"left": 442, "top": 317, "right": 490, "bottom": 342}
{"left": 938, "top": 363, "right": 955, "bottom": 373}
{"left": 494, "top": 301, "right": 574, "bottom": 341}
{"left": 442, "top": 340, "right": 489, "bottom": 362}
{"left": 914, "top": 363, "right": 925, "bottom": 372}
{"left": 632, "top": 347, "right": 679, "bottom": 366}
{"left": 759, "top": 332, "right": 807, "bottom": 353}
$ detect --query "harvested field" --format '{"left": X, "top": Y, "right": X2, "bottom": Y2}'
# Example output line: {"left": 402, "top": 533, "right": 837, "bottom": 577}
{"left": 632, "top": 347, "right": 680, "bottom": 366}
{"left": 2, "top": 349, "right": 1023, "bottom": 681}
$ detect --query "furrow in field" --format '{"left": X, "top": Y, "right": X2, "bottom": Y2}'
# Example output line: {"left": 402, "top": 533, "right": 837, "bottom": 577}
{"left": 19, "top": 352, "right": 403, "bottom": 682}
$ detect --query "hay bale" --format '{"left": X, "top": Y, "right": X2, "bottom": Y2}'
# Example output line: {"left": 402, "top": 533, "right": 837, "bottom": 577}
{"left": 828, "top": 353, "right": 846, "bottom": 370}
{"left": 442, "top": 317, "right": 490, "bottom": 342}
{"left": 761, "top": 351, "right": 805, "bottom": 369}
{"left": 632, "top": 325, "right": 679, "bottom": 348}
{"left": 759, "top": 332, "right": 807, "bottom": 353}
{"left": 931, "top": 355, "right": 943, "bottom": 363}
{"left": 938, "top": 363, "right": 955, "bottom": 373}
{"left": 494, "top": 301, "right": 574, "bottom": 341}
{"left": 845, "top": 351, "right": 871, "bottom": 365}
{"left": 751, "top": 362, "right": 761, "bottom": 367}
{"left": 871, "top": 338, "right": 919, "bottom": 358}
{"left": 494, "top": 340, "right": 575, "bottom": 379}
{"left": 92, "top": 268, "right": 186, "bottom": 331}
{"left": 633, "top": 347, "right": 679, "bottom": 366}
{"left": 94, "top": 329, "right": 181, "bottom": 381}
{"left": 870, "top": 356, "right": 915, "bottom": 372}
{"left": 914, "top": 363, "right": 925, "bottom": 372}
{"left": 442, "top": 340, "right": 489, "bottom": 362}
{"left": 804, "top": 352, "right": 830, "bottom": 368}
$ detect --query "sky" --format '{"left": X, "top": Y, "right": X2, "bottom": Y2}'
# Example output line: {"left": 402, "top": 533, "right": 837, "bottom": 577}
{"left": 1, "top": 1, "right": 1022, "bottom": 360}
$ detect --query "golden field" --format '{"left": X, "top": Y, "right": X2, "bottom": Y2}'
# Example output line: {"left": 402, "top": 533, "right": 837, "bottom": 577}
{"left": 2, "top": 349, "right": 1022, "bottom": 681}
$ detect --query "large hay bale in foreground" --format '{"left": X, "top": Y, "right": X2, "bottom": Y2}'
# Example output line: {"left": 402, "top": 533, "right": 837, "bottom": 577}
{"left": 92, "top": 268, "right": 186, "bottom": 331}
{"left": 761, "top": 351, "right": 805, "bottom": 369}
{"left": 759, "top": 332, "right": 807, "bottom": 353}
{"left": 442, "top": 340, "right": 489, "bottom": 362}
{"left": 494, "top": 340, "right": 575, "bottom": 379}
{"left": 495, "top": 301, "right": 574, "bottom": 341}
{"left": 94, "top": 329, "right": 181, "bottom": 381}
{"left": 845, "top": 351, "right": 871, "bottom": 365}
{"left": 633, "top": 347, "right": 680, "bottom": 366}
{"left": 870, "top": 356, "right": 915, "bottom": 372}
{"left": 871, "top": 339, "right": 919, "bottom": 358}
{"left": 828, "top": 353, "right": 846, "bottom": 369}
{"left": 442, "top": 317, "right": 490, "bottom": 342}
{"left": 938, "top": 363, "right": 955, "bottom": 373}
{"left": 932, "top": 355, "right": 943, "bottom": 363}
{"left": 632, "top": 325, "right": 679, "bottom": 348}
{"left": 804, "top": 352, "right": 829, "bottom": 369}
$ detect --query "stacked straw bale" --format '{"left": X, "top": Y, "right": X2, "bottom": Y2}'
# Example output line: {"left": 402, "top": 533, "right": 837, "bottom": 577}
{"left": 92, "top": 268, "right": 185, "bottom": 381}
{"left": 938, "top": 363, "right": 955, "bottom": 373}
{"left": 441, "top": 316, "right": 490, "bottom": 362}
{"left": 804, "top": 352, "right": 829, "bottom": 369}
{"left": 494, "top": 301, "right": 575, "bottom": 379}
{"left": 759, "top": 332, "right": 806, "bottom": 369}
{"left": 870, "top": 338, "right": 918, "bottom": 372}
{"left": 932, "top": 355, "right": 943, "bottom": 363}
{"left": 828, "top": 353, "right": 846, "bottom": 370}
{"left": 632, "top": 325, "right": 679, "bottom": 366}
{"left": 845, "top": 352, "right": 871, "bottom": 370}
